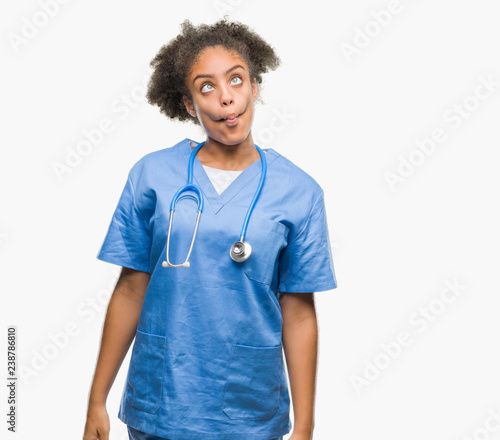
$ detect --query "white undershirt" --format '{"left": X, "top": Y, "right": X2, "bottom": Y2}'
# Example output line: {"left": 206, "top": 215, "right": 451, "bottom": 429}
{"left": 202, "top": 165, "right": 243, "bottom": 195}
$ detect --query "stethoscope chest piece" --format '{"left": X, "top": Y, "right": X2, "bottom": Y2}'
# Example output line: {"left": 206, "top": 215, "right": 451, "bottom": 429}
{"left": 230, "top": 241, "right": 252, "bottom": 262}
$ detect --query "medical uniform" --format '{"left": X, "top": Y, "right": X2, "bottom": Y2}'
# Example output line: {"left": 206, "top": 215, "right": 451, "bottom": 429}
{"left": 97, "top": 138, "right": 338, "bottom": 440}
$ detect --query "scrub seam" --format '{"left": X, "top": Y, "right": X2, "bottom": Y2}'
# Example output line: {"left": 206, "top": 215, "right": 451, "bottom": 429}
{"left": 278, "top": 279, "right": 338, "bottom": 293}
{"left": 127, "top": 173, "right": 151, "bottom": 228}
{"left": 286, "top": 189, "right": 323, "bottom": 247}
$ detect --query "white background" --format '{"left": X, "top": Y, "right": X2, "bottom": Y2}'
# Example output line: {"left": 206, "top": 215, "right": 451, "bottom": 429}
{"left": 1, "top": 1, "right": 500, "bottom": 439}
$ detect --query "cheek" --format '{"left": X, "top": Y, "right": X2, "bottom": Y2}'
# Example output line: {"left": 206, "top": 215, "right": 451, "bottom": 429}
{"left": 196, "top": 100, "right": 218, "bottom": 117}
{"left": 197, "top": 113, "right": 221, "bottom": 134}
{"left": 192, "top": 106, "right": 214, "bottom": 127}
{"left": 242, "top": 100, "right": 255, "bottom": 120}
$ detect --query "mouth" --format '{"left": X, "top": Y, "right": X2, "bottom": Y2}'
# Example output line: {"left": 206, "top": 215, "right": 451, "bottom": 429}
{"left": 220, "top": 112, "right": 241, "bottom": 121}
{"left": 219, "top": 112, "right": 240, "bottom": 127}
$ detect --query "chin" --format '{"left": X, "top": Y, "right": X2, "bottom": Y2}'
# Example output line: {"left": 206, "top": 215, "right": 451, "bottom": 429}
{"left": 208, "top": 127, "right": 251, "bottom": 146}
{"left": 222, "top": 131, "right": 252, "bottom": 145}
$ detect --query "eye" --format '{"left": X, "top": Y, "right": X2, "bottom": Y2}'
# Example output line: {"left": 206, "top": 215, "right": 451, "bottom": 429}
{"left": 201, "top": 83, "right": 214, "bottom": 93}
{"left": 230, "top": 76, "right": 242, "bottom": 85}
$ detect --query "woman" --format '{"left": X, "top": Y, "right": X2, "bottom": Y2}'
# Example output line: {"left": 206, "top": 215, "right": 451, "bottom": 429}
{"left": 83, "top": 19, "right": 338, "bottom": 440}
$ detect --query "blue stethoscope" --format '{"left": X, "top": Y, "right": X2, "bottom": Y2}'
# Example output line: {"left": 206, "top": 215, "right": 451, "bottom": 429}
{"left": 162, "top": 140, "right": 267, "bottom": 268}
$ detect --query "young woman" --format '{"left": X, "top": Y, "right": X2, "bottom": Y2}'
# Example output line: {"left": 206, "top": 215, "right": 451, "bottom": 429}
{"left": 83, "top": 19, "right": 338, "bottom": 440}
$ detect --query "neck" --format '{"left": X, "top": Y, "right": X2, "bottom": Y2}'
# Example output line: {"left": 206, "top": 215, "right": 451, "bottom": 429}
{"left": 196, "top": 135, "right": 260, "bottom": 171}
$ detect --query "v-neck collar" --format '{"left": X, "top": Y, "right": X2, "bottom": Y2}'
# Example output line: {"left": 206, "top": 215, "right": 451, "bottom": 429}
{"left": 178, "top": 138, "right": 279, "bottom": 214}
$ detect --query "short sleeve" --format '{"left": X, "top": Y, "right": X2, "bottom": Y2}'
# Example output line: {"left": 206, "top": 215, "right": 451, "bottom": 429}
{"left": 96, "top": 171, "right": 152, "bottom": 273}
{"left": 278, "top": 190, "right": 338, "bottom": 293}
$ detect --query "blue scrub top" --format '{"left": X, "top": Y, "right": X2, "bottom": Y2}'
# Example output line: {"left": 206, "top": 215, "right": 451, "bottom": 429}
{"left": 97, "top": 138, "right": 338, "bottom": 439}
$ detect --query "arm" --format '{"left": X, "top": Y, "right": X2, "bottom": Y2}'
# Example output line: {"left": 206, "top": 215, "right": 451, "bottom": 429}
{"left": 280, "top": 292, "right": 318, "bottom": 440}
{"left": 83, "top": 267, "right": 150, "bottom": 440}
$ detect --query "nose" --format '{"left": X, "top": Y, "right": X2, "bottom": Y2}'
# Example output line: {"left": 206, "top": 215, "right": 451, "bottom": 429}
{"left": 219, "top": 83, "right": 234, "bottom": 107}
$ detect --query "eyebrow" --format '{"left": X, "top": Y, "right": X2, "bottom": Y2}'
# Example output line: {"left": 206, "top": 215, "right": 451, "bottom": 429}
{"left": 192, "top": 64, "right": 245, "bottom": 84}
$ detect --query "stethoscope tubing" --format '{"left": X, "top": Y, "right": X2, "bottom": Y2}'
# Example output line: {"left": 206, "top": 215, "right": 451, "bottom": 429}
{"left": 163, "top": 140, "right": 266, "bottom": 268}
{"left": 238, "top": 144, "right": 266, "bottom": 241}
{"left": 169, "top": 183, "right": 204, "bottom": 212}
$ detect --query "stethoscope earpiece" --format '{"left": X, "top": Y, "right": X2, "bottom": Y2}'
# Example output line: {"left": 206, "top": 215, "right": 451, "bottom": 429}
{"left": 162, "top": 260, "right": 190, "bottom": 268}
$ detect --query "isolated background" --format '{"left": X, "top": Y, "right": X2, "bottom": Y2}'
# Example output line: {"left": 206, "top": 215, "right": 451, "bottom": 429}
{"left": 1, "top": 0, "right": 500, "bottom": 439}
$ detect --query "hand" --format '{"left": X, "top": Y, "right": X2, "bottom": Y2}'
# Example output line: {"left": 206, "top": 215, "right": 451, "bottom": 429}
{"left": 83, "top": 402, "right": 110, "bottom": 440}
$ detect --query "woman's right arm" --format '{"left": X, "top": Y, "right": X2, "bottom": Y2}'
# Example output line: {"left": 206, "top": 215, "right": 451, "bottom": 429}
{"left": 83, "top": 267, "right": 150, "bottom": 440}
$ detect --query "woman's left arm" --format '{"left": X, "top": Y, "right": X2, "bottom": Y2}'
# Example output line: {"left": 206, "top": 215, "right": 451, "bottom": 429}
{"left": 280, "top": 292, "right": 318, "bottom": 440}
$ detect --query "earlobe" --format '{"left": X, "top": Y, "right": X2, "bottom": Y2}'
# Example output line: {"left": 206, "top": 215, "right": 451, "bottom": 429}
{"left": 252, "top": 79, "right": 258, "bottom": 100}
{"left": 182, "top": 96, "right": 196, "bottom": 117}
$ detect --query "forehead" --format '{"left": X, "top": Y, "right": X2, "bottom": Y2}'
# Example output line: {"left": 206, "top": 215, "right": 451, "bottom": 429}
{"left": 188, "top": 46, "right": 248, "bottom": 77}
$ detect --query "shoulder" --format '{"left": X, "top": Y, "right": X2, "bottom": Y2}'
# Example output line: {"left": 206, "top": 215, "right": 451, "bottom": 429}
{"left": 127, "top": 138, "right": 189, "bottom": 181}
{"left": 267, "top": 147, "right": 325, "bottom": 202}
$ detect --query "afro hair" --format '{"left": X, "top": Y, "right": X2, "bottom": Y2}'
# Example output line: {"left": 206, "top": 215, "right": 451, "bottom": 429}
{"left": 146, "top": 18, "right": 281, "bottom": 125}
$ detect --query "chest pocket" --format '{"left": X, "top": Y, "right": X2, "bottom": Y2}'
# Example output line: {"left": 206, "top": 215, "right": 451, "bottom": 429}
{"left": 241, "top": 217, "right": 288, "bottom": 286}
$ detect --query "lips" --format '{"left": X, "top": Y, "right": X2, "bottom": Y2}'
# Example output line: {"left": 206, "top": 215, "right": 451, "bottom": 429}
{"left": 221, "top": 112, "right": 238, "bottom": 121}
{"left": 220, "top": 112, "right": 240, "bottom": 127}
{"left": 225, "top": 117, "right": 238, "bottom": 127}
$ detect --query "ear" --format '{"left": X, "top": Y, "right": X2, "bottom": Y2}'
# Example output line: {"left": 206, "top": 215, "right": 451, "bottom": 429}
{"left": 182, "top": 95, "right": 196, "bottom": 117}
{"left": 251, "top": 78, "right": 258, "bottom": 100}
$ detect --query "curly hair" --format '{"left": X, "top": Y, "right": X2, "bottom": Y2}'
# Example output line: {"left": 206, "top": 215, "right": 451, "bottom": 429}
{"left": 146, "top": 18, "right": 281, "bottom": 125}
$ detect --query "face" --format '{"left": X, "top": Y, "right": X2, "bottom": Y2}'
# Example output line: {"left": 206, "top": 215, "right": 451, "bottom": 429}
{"left": 183, "top": 46, "right": 258, "bottom": 146}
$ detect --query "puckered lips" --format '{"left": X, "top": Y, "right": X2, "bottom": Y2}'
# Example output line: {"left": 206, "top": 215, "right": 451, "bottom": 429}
{"left": 219, "top": 111, "right": 240, "bottom": 127}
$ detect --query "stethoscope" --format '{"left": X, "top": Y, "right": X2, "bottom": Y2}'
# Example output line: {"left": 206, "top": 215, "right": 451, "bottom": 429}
{"left": 162, "top": 140, "right": 267, "bottom": 268}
